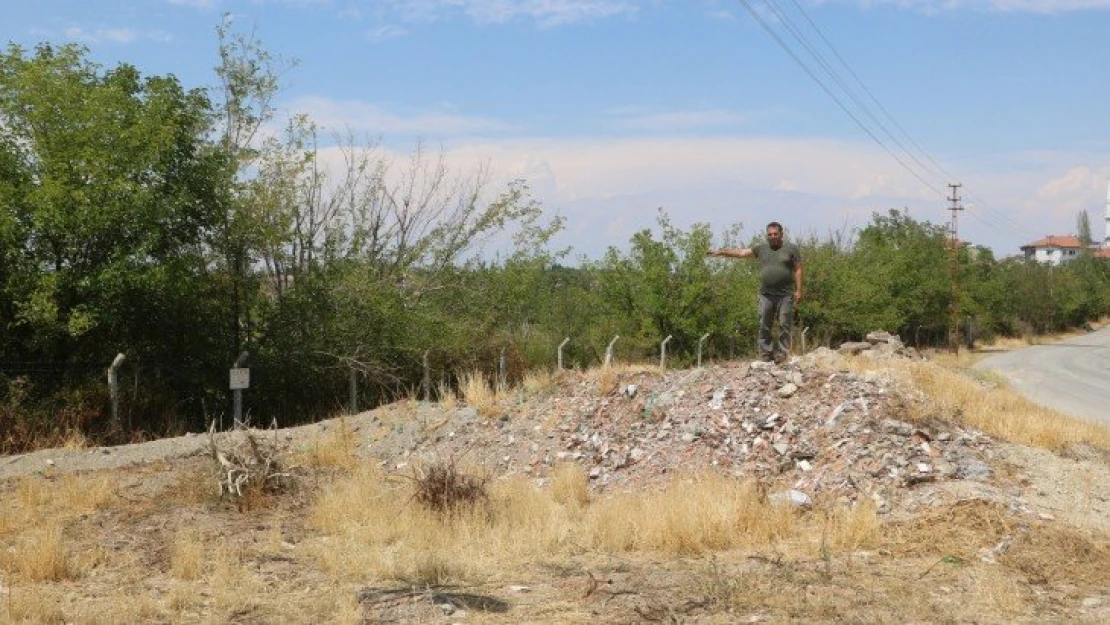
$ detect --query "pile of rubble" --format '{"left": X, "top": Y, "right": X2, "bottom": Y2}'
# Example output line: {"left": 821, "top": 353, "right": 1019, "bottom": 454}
{"left": 362, "top": 333, "right": 993, "bottom": 511}
{"left": 835, "top": 330, "right": 924, "bottom": 360}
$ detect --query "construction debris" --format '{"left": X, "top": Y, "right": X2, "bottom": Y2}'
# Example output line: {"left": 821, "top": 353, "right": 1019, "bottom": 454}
{"left": 361, "top": 333, "right": 993, "bottom": 513}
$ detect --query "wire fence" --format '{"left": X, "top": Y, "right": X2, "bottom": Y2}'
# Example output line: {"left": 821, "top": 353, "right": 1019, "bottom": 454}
{"left": 0, "top": 316, "right": 986, "bottom": 447}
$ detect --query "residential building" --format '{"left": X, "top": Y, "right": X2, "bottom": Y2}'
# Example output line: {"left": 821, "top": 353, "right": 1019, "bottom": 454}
{"left": 1019, "top": 235, "right": 1083, "bottom": 265}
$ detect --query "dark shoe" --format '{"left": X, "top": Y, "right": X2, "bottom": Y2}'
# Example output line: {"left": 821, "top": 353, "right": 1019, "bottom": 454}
{"left": 773, "top": 353, "right": 788, "bottom": 365}
{"left": 759, "top": 353, "right": 774, "bottom": 363}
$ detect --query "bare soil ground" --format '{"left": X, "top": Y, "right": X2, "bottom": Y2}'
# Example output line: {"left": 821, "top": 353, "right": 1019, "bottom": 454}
{"left": 1, "top": 353, "right": 1108, "bottom": 624}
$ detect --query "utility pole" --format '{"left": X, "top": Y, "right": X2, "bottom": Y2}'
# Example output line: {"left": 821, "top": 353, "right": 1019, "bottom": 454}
{"left": 947, "top": 183, "right": 963, "bottom": 354}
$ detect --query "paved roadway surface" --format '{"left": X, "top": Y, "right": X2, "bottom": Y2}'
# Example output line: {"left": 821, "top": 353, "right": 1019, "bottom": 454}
{"left": 975, "top": 328, "right": 1110, "bottom": 426}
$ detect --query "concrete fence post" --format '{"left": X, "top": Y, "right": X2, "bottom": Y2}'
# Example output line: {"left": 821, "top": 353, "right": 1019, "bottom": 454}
{"left": 604, "top": 335, "right": 620, "bottom": 367}
{"left": 557, "top": 337, "right": 570, "bottom": 370}
{"left": 107, "top": 353, "right": 126, "bottom": 433}
{"left": 499, "top": 346, "right": 507, "bottom": 391}
{"left": 697, "top": 333, "right": 710, "bottom": 368}
{"left": 423, "top": 350, "right": 431, "bottom": 402}
{"left": 660, "top": 335, "right": 673, "bottom": 370}
{"left": 348, "top": 368, "right": 358, "bottom": 415}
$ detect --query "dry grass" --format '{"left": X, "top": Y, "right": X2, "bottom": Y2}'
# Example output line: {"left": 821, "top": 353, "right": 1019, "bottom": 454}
{"left": 60, "top": 428, "right": 89, "bottom": 450}
{"left": 304, "top": 461, "right": 1102, "bottom": 621}
{"left": 298, "top": 418, "right": 359, "bottom": 470}
{"left": 308, "top": 464, "right": 890, "bottom": 589}
{"left": 0, "top": 474, "right": 115, "bottom": 539}
{"left": 4, "top": 585, "right": 67, "bottom": 625}
{"left": 550, "top": 462, "right": 589, "bottom": 508}
{"left": 873, "top": 356, "right": 1110, "bottom": 451}
{"left": 585, "top": 472, "right": 796, "bottom": 555}
{"left": 170, "top": 527, "right": 205, "bottom": 580}
{"left": 8, "top": 522, "right": 77, "bottom": 582}
{"left": 521, "top": 369, "right": 555, "bottom": 396}
{"left": 210, "top": 550, "right": 261, "bottom": 613}
{"left": 583, "top": 363, "right": 660, "bottom": 397}
{"left": 411, "top": 458, "right": 489, "bottom": 514}
{"left": 882, "top": 499, "right": 1015, "bottom": 560}
{"left": 435, "top": 381, "right": 458, "bottom": 410}
{"left": 458, "top": 370, "right": 503, "bottom": 417}
{"left": 999, "top": 520, "right": 1110, "bottom": 586}
{"left": 820, "top": 498, "right": 881, "bottom": 552}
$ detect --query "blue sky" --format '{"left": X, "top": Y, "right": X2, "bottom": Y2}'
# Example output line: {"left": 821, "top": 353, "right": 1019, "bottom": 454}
{"left": 6, "top": 0, "right": 1110, "bottom": 259}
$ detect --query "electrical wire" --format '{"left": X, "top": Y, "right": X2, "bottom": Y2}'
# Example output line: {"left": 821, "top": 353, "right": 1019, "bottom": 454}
{"left": 735, "top": 0, "right": 946, "bottom": 198}
{"left": 735, "top": 0, "right": 1039, "bottom": 242}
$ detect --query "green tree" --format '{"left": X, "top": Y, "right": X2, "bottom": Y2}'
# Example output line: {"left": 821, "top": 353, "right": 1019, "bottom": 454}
{"left": 0, "top": 44, "right": 221, "bottom": 349}
{"left": 594, "top": 210, "right": 722, "bottom": 362}
{"left": 851, "top": 210, "right": 951, "bottom": 342}
{"left": 1078, "top": 209, "right": 1093, "bottom": 249}
{"left": 0, "top": 42, "right": 230, "bottom": 432}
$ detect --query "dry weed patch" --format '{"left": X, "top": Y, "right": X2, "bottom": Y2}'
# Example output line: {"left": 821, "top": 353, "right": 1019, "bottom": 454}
{"left": 311, "top": 465, "right": 824, "bottom": 589}
{"left": 999, "top": 522, "right": 1110, "bottom": 587}
{"left": 863, "top": 358, "right": 1110, "bottom": 451}
{"left": 4, "top": 585, "right": 67, "bottom": 625}
{"left": 309, "top": 464, "right": 568, "bottom": 582}
{"left": 210, "top": 551, "right": 261, "bottom": 613}
{"left": 550, "top": 462, "right": 589, "bottom": 508}
{"left": 7, "top": 522, "right": 78, "bottom": 582}
{"left": 411, "top": 458, "right": 489, "bottom": 514}
{"left": 881, "top": 499, "right": 1015, "bottom": 560}
{"left": 521, "top": 370, "right": 554, "bottom": 396}
{"left": 298, "top": 418, "right": 359, "bottom": 470}
{"left": 962, "top": 567, "right": 1030, "bottom": 618}
{"left": 584, "top": 363, "right": 660, "bottom": 397}
{"left": 170, "top": 527, "right": 205, "bottom": 580}
{"left": 164, "top": 459, "right": 223, "bottom": 505}
{"left": 435, "top": 381, "right": 457, "bottom": 410}
{"left": 586, "top": 472, "right": 795, "bottom": 554}
{"left": 819, "top": 499, "right": 881, "bottom": 553}
{"left": 1, "top": 474, "right": 115, "bottom": 541}
{"left": 459, "top": 370, "right": 502, "bottom": 417}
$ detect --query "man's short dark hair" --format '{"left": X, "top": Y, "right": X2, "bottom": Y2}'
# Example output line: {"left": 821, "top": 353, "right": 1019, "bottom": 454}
{"left": 766, "top": 222, "right": 783, "bottom": 233}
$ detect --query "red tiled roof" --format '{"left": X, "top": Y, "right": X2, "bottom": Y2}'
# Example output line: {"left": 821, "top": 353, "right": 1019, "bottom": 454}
{"left": 1095, "top": 247, "right": 1110, "bottom": 259}
{"left": 1020, "top": 235, "right": 1082, "bottom": 250}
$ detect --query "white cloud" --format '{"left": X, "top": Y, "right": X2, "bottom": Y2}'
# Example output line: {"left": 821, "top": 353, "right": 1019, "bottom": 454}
{"left": 434, "top": 135, "right": 936, "bottom": 205}
{"left": 62, "top": 28, "right": 139, "bottom": 44}
{"left": 366, "top": 24, "right": 409, "bottom": 42}
{"left": 825, "top": 0, "right": 1110, "bottom": 14}
{"left": 610, "top": 108, "right": 750, "bottom": 132}
{"left": 32, "top": 25, "right": 174, "bottom": 45}
{"left": 428, "top": 135, "right": 1110, "bottom": 255}
{"left": 380, "top": 0, "right": 639, "bottom": 26}
{"left": 282, "top": 98, "right": 1108, "bottom": 256}
{"left": 167, "top": 0, "right": 221, "bottom": 8}
{"left": 288, "top": 95, "right": 517, "bottom": 135}
{"left": 1022, "top": 165, "right": 1110, "bottom": 226}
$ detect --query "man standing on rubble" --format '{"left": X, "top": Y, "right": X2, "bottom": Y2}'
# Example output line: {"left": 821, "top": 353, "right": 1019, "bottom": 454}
{"left": 706, "top": 222, "right": 803, "bottom": 364}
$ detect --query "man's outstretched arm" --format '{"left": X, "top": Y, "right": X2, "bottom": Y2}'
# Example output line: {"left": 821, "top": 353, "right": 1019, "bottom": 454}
{"left": 706, "top": 247, "right": 755, "bottom": 259}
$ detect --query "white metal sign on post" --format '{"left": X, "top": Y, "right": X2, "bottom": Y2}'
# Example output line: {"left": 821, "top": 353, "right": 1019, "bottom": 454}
{"left": 229, "top": 367, "right": 250, "bottom": 390}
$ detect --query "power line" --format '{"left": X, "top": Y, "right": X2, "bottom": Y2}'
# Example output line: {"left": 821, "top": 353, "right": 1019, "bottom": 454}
{"left": 734, "top": 0, "right": 1038, "bottom": 244}
{"left": 783, "top": 0, "right": 953, "bottom": 185}
{"left": 761, "top": 0, "right": 947, "bottom": 188}
{"left": 735, "top": 0, "right": 947, "bottom": 198}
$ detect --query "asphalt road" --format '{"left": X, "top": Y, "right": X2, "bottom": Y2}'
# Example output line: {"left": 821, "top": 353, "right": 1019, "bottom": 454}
{"left": 975, "top": 328, "right": 1110, "bottom": 426}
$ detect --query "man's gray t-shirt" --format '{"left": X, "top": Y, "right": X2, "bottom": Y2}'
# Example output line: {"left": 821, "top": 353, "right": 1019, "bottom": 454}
{"left": 753, "top": 241, "right": 801, "bottom": 296}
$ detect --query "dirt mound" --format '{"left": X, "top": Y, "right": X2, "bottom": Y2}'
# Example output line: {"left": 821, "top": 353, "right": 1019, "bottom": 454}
{"left": 359, "top": 352, "right": 994, "bottom": 512}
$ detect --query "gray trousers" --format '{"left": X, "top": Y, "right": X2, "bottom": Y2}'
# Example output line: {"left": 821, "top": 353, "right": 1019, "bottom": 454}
{"left": 758, "top": 293, "right": 794, "bottom": 357}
